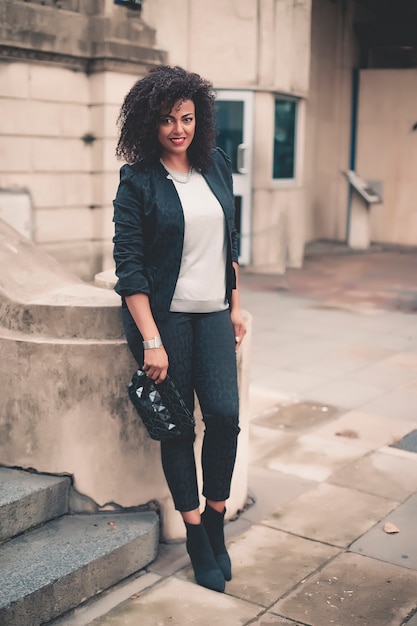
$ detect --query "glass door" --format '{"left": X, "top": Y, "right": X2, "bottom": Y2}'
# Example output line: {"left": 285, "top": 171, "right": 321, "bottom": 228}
{"left": 215, "top": 90, "right": 253, "bottom": 265}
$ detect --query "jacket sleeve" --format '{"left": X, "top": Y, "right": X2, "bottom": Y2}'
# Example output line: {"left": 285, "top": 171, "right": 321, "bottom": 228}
{"left": 112, "top": 165, "right": 150, "bottom": 298}
{"left": 217, "top": 148, "right": 239, "bottom": 264}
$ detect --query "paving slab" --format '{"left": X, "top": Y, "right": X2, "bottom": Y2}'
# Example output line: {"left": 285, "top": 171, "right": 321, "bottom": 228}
{"left": 310, "top": 411, "right": 413, "bottom": 451}
{"left": 88, "top": 576, "right": 261, "bottom": 626}
{"left": 251, "top": 368, "right": 331, "bottom": 396}
{"left": 249, "top": 424, "right": 297, "bottom": 466}
{"left": 306, "top": 378, "right": 387, "bottom": 410}
{"left": 251, "top": 614, "right": 305, "bottom": 625}
{"left": 249, "top": 386, "right": 296, "bottom": 417}
{"left": 329, "top": 450, "right": 417, "bottom": 501}
{"left": 360, "top": 389, "right": 417, "bottom": 422}
{"left": 51, "top": 573, "right": 161, "bottom": 626}
{"left": 271, "top": 552, "right": 417, "bottom": 626}
{"left": 182, "top": 524, "right": 339, "bottom": 607}
{"left": 251, "top": 401, "right": 342, "bottom": 432}
{"left": 243, "top": 465, "right": 314, "bottom": 525}
{"left": 264, "top": 433, "right": 369, "bottom": 482}
{"left": 384, "top": 352, "right": 417, "bottom": 369}
{"left": 347, "top": 354, "right": 417, "bottom": 389}
{"left": 264, "top": 482, "right": 397, "bottom": 547}
{"left": 350, "top": 493, "right": 417, "bottom": 570}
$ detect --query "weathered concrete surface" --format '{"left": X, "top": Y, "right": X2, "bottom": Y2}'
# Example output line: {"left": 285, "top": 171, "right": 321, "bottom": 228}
{"left": 0, "top": 466, "right": 70, "bottom": 543}
{"left": 0, "top": 511, "right": 159, "bottom": 626}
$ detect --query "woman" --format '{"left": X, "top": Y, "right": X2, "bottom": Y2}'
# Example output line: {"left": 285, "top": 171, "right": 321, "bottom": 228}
{"left": 113, "top": 65, "right": 246, "bottom": 593}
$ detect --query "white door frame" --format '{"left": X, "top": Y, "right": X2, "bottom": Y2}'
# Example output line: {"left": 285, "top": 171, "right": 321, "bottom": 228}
{"left": 215, "top": 90, "right": 254, "bottom": 265}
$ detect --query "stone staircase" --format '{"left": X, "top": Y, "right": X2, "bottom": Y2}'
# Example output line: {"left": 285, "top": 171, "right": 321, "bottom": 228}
{"left": 0, "top": 466, "right": 159, "bottom": 626}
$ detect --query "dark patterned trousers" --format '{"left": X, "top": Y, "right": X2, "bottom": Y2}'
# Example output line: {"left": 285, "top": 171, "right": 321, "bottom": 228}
{"left": 122, "top": 305, "right": 240, "bottom": 512}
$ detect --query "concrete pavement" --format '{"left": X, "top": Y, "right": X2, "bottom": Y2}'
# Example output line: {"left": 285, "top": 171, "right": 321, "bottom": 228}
{"left": 54, "top": 252, "right": 417, "bottom": 626}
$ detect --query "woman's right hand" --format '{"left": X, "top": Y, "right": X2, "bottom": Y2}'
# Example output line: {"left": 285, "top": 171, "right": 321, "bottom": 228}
{"left": 142, "top": 346, "right": 169, "bottom": 384}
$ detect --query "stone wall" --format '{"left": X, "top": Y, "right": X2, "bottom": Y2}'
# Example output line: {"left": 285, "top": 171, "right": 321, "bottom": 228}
{"left": 0, "top": 0, "right": 166, "bottom": 278}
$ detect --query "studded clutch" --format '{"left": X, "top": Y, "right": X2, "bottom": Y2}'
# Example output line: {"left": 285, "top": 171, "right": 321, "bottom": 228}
{"left": 128, "top": 369, "right": 195, "bottom": 441}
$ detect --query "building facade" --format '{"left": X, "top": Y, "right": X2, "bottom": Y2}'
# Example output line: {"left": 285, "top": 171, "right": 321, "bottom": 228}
{"left": 0, "top": 0, "right": 416, "bottom": 278}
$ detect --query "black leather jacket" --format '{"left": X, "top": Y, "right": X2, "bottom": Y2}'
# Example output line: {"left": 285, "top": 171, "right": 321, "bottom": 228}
{"left": 113, "top": 147, "right": 239, "bottom": 313}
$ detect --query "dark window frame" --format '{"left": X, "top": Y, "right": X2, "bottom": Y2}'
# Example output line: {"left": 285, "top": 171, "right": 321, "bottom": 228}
{"left": 272, "top": 96, "right": 298, "bottom": 181}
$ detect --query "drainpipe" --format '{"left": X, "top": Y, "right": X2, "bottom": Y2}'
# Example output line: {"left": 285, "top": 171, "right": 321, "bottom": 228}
{"left": 345, "top": 67, "right": 359, "bottom": 242}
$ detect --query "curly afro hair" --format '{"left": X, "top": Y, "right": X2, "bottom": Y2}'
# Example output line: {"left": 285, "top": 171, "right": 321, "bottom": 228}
{"left": 116, "top": 65, "right": 217, "bottom": 172}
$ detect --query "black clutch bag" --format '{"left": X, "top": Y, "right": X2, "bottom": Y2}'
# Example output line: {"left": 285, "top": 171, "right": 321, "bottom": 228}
{"left": 128, "top": 369, "right": 195, "bottom": 441}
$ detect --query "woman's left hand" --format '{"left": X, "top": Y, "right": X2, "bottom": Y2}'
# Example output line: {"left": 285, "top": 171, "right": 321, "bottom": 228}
{"left": 230, "top": 308, "right": 247, "bottom": 351}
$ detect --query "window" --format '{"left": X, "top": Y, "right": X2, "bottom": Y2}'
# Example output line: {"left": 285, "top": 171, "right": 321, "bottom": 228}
{"left": 273, "top": 98, "right": 297, "bottom": 180}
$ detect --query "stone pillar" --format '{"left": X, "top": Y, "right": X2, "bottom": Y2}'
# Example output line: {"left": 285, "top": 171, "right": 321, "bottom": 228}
{"left": 0, "top": 221, "right": 251, "bottom": 541}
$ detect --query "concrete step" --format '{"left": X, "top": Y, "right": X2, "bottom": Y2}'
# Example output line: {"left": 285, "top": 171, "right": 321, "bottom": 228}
{"left": 0, "top": 511, "right": 159, "bottom": 626}
{"left": 0, "top": 467, "right": 71, "bottom": 543}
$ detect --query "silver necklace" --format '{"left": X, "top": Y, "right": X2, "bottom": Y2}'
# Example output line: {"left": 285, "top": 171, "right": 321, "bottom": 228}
{"left": 160, "top": 159, "right": 193, "bottom": 184}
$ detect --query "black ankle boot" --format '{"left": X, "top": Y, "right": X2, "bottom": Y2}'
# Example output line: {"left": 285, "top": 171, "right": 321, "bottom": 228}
{"left": 202, "top": 506, "right": 232, "bottom": 581}
{"left": 185, "top": 522, "right": 225, "bottom": 592}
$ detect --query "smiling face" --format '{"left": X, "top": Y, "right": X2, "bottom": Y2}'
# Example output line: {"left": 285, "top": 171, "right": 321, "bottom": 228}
{"left": 157, "top": 99, "right": 196, "bottom": 163}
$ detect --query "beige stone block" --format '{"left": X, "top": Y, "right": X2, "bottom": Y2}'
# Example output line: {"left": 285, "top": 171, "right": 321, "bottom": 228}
{"left": 0, "top": 172, "right": 63, "bottom": 208}
{"left": 90, "top": 103, "right": 120, "bottom": 138}
{"left": 32, "top": 138, "right": 91, "bottom": 172}
{"left": 91, "top": 138, "right": 119, "bottom": 173}
{"left": 0, "top": 100, "right": 89, "bottom": 139}
{"left": 253, "top": 92, "right": 274, "bottom": 187}
{"left": 286, "top": 191, "right": 306, "bottom": 268}
{"left": 91, "top": 171, "right": 120, "bottom": 207}
{"left": 273, "top": 0, "right": 292, "bottom": 92}
{"left": 31, "top": 174, "right": 64, "bottom": 208}
{"left": 35, "top": 207, "right": 94, "bottom": 243}
{"left": 0, "top": 100, "right": 56, "bottom": 136}
{"left": 89, "top": 72, "right": 139, "bottom": 106}
{"left": 257, "top": 0, "right": 275, "bottom": 87}
{"left": 62, "top": 173, "right": 92, "bottom": 207}
{"left": 291, "top": 0, "right": 312, "bottom": 94}
{"left": 251, "top": 190, "right": 287, "bottom": 271}
{"left": 90, "top": 206, "right": 114, "bottom": 241}
{"left": 189, "top": 0, "right": 257, "bottom": 86}
{"left": 142, "top": 0, "right": 188, "bottom": 67}
{"left": 0, "top": 137, "right": 31, "bottom": 172}
{"left": 0, "top": 63, "right": 30, "bottom": 98}
{"left": 102, "top": 206, "right": 117, "bottom": 240}
{"left": 60, "top": 104, "right": 90, "bottom": 137}
{"left": 29, "top": 65, "right": 89, "bottom": 104}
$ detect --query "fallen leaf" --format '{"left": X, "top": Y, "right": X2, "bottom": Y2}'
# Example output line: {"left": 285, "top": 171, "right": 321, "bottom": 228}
{"left": 383, "top": 522, "right": 400, "bottom": 534}
{"left": 335, "top": 429, "right": 359, "bottom": 439}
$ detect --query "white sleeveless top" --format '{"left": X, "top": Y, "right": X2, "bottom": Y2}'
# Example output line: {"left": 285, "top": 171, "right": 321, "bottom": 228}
{"left": 168, "top": 169, "right": 228, "bottom": 313}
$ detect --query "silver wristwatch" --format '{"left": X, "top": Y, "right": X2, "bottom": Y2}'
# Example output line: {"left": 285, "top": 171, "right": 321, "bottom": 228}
{"left": 142, "top": 336, "right": 163, "bottom": 349}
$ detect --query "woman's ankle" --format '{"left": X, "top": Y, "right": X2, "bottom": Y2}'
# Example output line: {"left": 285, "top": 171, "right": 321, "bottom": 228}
{"left": 205, "top": 499, "right": 226, "bottom": 514}
{"left": 181, "top": 507, "right": 201, "bottom": 525}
